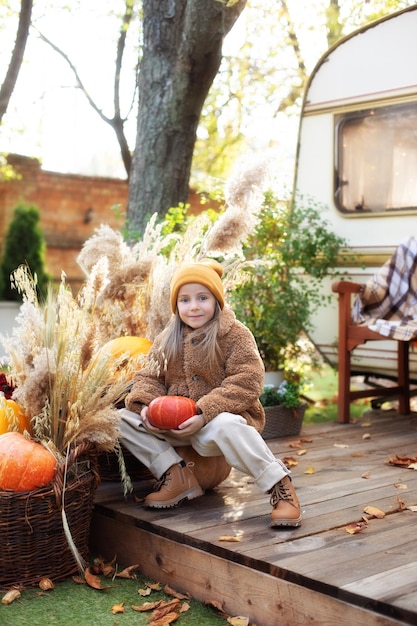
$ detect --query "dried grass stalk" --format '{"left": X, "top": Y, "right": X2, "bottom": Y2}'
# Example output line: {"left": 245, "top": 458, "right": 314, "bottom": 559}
{"left": 0, "top": 266, "right": 132, "bottom": 458}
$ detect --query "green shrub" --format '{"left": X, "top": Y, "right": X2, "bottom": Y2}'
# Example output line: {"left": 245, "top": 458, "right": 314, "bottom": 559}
{"left": 0, "top": 203, "right": 50, "bottom": 301}
{"left": 230, "top": 192, "right": 347, "bottom": 372}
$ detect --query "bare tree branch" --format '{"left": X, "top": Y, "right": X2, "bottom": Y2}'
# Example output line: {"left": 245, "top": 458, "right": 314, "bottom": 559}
{"left": 275, "top": 0, "right": 307, "bottom": 114}
{"left": 33, "top": 0, "right": 135, "bottom": 177}
{"left": 0, "top": 0, "right": 33, "bottom": 124}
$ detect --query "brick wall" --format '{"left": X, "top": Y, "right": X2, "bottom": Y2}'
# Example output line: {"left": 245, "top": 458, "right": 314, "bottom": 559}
{"left": 0, "top": 154, "right": 217, "bottom": 295}
{"left": 0, "top": 154, "right": 129, "bottom": 293}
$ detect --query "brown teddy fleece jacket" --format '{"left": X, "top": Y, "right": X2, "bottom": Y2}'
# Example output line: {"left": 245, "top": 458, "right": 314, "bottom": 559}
{"left": 125, "top": 307, "right": 266, "bottom": 432}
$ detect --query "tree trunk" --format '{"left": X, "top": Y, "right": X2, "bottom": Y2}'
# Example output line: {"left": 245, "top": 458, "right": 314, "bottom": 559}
{"left": 0, "top": 0, "right": 33, "bottom": 124}
{"left": 127, "top": 0, "right": 246, "bottom": 236}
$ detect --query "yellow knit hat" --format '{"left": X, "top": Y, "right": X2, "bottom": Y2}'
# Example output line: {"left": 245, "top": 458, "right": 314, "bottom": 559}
{"left": 170, "top": 259, "right": 225, "bottom": 313}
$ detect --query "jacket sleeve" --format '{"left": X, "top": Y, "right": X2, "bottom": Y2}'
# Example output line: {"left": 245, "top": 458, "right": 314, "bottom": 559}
{"left": 196, "top": 322, "right": 265, "bottom": 423}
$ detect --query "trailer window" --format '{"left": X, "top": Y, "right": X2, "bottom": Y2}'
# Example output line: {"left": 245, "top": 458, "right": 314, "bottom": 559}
{"left": 335, "top": 102, "right": 417, "bottom": 214}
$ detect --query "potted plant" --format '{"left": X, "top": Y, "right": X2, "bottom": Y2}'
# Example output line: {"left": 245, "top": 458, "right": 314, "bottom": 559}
{"left": 260, "top": 372, "right": 308, "bottom": 439}
{"left": 230, "top": 191, "right": 347, "bottom": 377}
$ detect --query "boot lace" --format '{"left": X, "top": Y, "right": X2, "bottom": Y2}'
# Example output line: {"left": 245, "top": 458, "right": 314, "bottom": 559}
{"left": 153, "top": 469, "right": 172, "bottom": 492}
{"left": 269, "top": 478, "right": 295, "bottom": 508}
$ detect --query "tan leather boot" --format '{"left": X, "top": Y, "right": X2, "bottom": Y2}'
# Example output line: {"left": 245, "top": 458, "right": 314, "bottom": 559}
{"left": 144, "top": 462, "right": 204, "bottom": 508}
{"left": 270, "top": 475, "right": 302, "bottom": 528}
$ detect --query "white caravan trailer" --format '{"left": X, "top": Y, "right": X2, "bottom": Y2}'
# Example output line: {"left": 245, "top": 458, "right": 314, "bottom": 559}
{"left": 293, "top": 5, "right": 417, "bottom": 381}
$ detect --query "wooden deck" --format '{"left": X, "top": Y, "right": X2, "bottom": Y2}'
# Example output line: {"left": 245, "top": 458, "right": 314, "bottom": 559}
{"left": 90, "top": 410, "right": 417, "bottom": 626}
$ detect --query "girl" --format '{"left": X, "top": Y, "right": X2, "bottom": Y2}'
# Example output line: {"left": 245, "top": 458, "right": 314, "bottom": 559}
{"left": 119, "top": 259, "right": 302, "bottom": 527}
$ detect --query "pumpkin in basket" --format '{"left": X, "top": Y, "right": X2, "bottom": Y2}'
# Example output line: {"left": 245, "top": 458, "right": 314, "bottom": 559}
{"left": 0, "top": 432, "right": 56, "bottom": 491}
{"left": 148, "top": 396, "right": 197, "bottom": 429}
{"left": 0, "top": 397, "right": 31, "bottom": 435}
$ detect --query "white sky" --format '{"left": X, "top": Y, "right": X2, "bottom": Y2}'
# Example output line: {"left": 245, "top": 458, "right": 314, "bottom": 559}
{"left": 0, "top": 1, "right": 402, "bottom": 186}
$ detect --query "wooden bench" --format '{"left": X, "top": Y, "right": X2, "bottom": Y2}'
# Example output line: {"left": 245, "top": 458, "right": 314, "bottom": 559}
{"left": 332, "top": 280, "right": 411, "bottom": 423}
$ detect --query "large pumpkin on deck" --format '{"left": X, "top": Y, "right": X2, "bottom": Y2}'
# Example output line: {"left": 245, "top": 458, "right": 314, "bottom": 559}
{"left": 148, "top": 396, "right": 198, "bottom": 429}
{"left": 0, "top": 397, "right": 31, "bottom": 435}
{"left": 0, "top": 432, "right": 57, "bottom": 492}
{"left": 176, "top": 446, "right": 232, "bottom": 490}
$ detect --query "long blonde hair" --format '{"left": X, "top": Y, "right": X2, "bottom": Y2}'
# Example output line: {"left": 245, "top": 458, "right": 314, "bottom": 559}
{"left": 156, "top": 303, "right": 223, "bottom": 371}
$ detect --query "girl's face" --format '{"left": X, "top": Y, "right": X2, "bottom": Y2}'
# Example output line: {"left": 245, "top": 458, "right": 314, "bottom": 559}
{"left": 177, "top": 282, "right": 217, "bottom": 329}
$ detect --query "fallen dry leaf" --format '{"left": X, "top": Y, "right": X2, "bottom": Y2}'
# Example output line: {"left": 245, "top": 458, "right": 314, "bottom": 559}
{"left": 138, "top": 587, "right": 152, "bottom": 597}
{"left": 92, "top": 555, "right": 116, "bottom": 578}
{"left": 164, "top": 584, "right": 190, "bottom": 600}
{"left": 72, "top": 575, "right": 86, "bottom": 585}
{"left": 304, "top": 467, "right": 315, "bottom": 474}
{"left": 289, "top": 441, "right": 303, "bottom": 449}
{"left": 387, "top": 454, "right": 417, "bottom": 468}
{"left": 218, "top": 535, "right": 242, "bottom": 542}
{"left": 364, "top": 505, "right": 385, "bottom": 519}
{"left": 150, "top": 599, "right": 181, "bottom": 623}
{"left": 361, "top": 422, "right": 372, "bottom": 427}
{"left": 300, "top": 437, "right": 313, "bottom": 443}
{"left": 407, "top": 505, "right": 417, "bottom": 512}
{"left": 179, "top": 602, "right": 190, "bottom": 613}
{"left": 297, "top": 449, "right": 307, "bottom": 456}
{"left": 227, "top": 617, "right": 249, "bottom": 626}
{"left": 397, "top": 496, "right": 406, "bottom": 511}
{"left": 84, "top": 567, "right": 112, "bottom": 590}
{"left": 362, "top": 433, "right": 371, "bottom": 440}
{"left": 351, "top": 453, "right": 364, "bottom": 458}
{"left": 131, "top": 600, "right": 164, "bottom": 612}
{"left": 39, "top": 577, "right": 54, "bottom": 591}
{"left": 345, "top": 520, "right": 368, "bottom": 534}
{"left": 148, "top": 611, "right": 179, "bottom": 625}
{"left": 394, "top": 483, "right": 408, "bottom": 489}
{"left": 334, "top": 443, "right": 349, "bottom": 448}
{"left": 283, "top": 456, "right": 298, "bottom": 468}
{"left": 115, "top": 564, "right": 141, "bottom": 579}
{"left": 102, "top": 561, "right": 117, "bottom": 578}
{"left": 361, "top": 471, "right": 370, "bottom": 479}
{"left": 205, "top": 599, "right": 225, "bottom": 612}
{"left": 2, "top": 589, "right": 21, "bottom": 605}
{"left": 111, "top": 602, "right": 125, "bottom": 614}
{"left": 408, "top": 463, "right": 417, "bottom": 470}
{"left": 146, "top": 581, "right": 162, "bottom": 591}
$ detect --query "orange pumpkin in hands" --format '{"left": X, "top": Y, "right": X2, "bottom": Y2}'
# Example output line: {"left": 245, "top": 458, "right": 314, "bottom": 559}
{"left": 0, "top": 432, "right": 57, "bottom": 492}
{"left": 148, "top": 396, "right": 198, "bottom": 429}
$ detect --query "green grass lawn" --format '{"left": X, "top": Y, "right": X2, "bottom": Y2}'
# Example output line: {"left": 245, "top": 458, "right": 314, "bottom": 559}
{"left": 0, "top": 573, "right": 227, "bottom": 625}
{"left": 304, "top": 364, "right": 370, "bottom": 424}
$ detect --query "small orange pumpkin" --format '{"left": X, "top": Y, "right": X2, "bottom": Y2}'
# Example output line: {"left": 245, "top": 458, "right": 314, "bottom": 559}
{"left": 148, "top": 396, "right": 198, "bottom": 429}
{"left": 0, "top": 432, "right": 57, "bottom": 492}
{"left": 0, "top": 397, "right": 31, "bottom": 435}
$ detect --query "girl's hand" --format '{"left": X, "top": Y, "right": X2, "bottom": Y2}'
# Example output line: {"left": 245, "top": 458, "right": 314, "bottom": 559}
{"left": 141, "top": 406, "right": 169, "bottom": 433}
{"left": 172, "top": 413, "right": 205, "bottom": 438}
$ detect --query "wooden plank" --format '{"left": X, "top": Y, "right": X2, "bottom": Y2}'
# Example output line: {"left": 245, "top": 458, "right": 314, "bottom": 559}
{"left": 248, "top": 512, "right": 416, "bottom": 584}
{"left": 342, "top": 561, "right": 417, "bottom": 618}
{"left": 90, "top": 511, "right": 406, "bottom": 626}
{"left": 92, "top": 412, "right": 417, "bottom": 625}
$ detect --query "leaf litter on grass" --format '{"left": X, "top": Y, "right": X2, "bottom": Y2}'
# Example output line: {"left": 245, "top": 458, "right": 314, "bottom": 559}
{"left": 0, "top": 556, "right": 247, "bottom": 626}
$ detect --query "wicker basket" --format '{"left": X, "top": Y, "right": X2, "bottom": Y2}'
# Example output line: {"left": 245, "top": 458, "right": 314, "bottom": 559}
{"left": 262, "top": 403, "right": 307, "bottom": 439}
{"left": 0, "top": 442, "right": 100, "bottom": 589}
{"left": 98, "top": 447, "right": 153, "bottom": 482}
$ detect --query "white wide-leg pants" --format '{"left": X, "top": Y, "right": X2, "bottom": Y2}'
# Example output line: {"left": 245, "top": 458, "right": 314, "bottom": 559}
{"left": 118, "top": 408, "right": 289, "bottom": 493}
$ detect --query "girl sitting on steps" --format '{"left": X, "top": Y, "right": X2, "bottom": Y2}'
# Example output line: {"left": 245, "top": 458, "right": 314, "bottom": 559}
{"left": 119, "top": 258, "right": 302, "bottom": 528}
